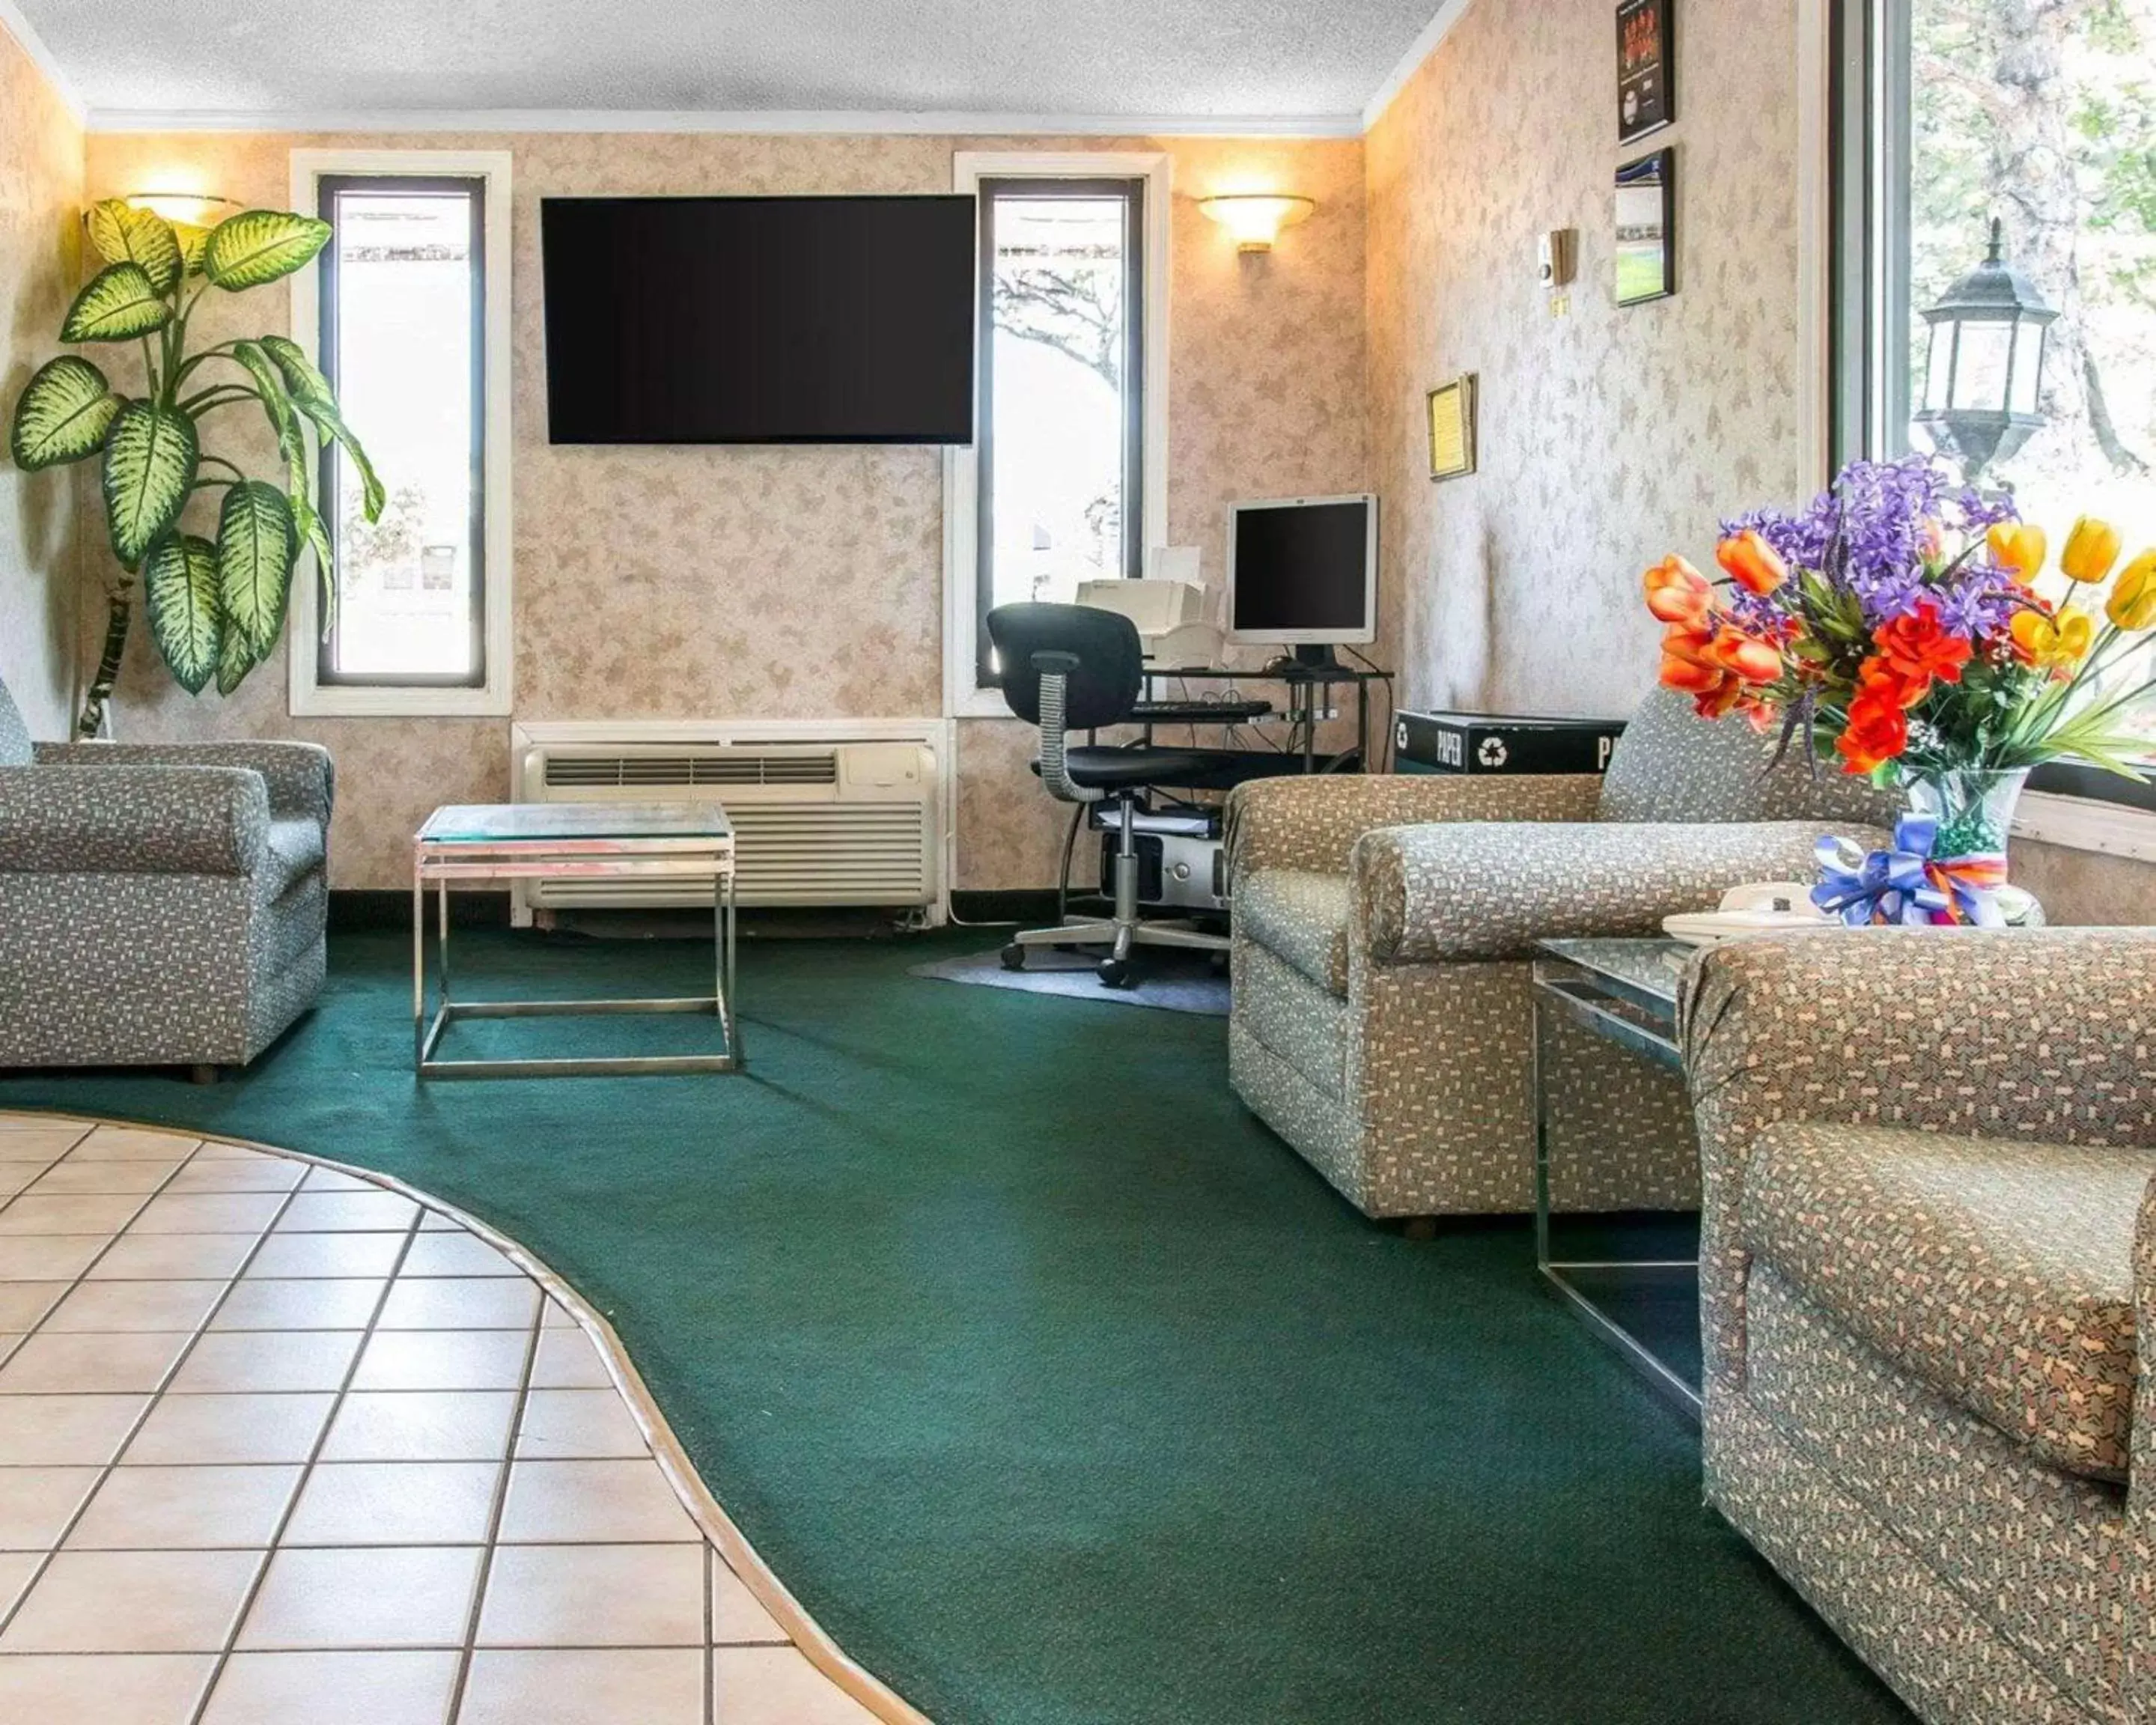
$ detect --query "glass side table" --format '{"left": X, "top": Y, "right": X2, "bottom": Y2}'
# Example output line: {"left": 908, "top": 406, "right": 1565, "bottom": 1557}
{"left": 1531, "top": 937, "right": 1699, "bottom": 1418}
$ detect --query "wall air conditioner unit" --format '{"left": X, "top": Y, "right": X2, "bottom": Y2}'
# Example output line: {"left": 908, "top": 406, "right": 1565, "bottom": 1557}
{"left": 509, "top": 718, "right": 953, "bottom": 927}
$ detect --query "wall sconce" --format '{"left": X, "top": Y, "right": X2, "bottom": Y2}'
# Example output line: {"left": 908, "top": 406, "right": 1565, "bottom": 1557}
{"left": 115, "top": 191, "right": 243, "bottom": 229}
{"left": 1199, "top": 194, "right": 1315, "bottom": 254}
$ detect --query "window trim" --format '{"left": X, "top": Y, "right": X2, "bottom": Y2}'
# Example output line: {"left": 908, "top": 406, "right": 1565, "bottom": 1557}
{"left": 287, "top": 147, "right": 514, "bottom": 718}
{"left": 943, "top": 150, "right": 1171, "bottom": 721}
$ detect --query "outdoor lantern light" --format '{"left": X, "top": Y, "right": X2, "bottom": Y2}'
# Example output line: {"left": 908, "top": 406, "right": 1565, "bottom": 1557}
{"left": 1913, "top": 217, "right": 2056, "bottom": 481}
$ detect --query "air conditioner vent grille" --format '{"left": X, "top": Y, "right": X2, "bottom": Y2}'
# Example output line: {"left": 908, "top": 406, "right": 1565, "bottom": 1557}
{"left": 543, "top": 752, "right": 838, "bottom": 789}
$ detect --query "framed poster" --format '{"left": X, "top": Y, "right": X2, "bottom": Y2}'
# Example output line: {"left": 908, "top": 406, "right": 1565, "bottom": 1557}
{"left": 1615, "top": 147, "right": 1676, "bottom": 306}
{"left": 1427, "top": 375, "right": 1477, "bottom": 480}
{"left": 1616, "top": 0, "right": 1674, "bottom": 144}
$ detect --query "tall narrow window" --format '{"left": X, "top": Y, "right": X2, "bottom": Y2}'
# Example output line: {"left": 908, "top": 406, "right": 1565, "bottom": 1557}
{"left": 964, "top": 171, "right": 1156, "bottom": 693}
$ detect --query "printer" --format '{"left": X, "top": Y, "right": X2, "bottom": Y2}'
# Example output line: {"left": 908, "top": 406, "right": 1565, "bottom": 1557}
{"left": 1076, "top": 550, "right": 1223, "bottom": 667}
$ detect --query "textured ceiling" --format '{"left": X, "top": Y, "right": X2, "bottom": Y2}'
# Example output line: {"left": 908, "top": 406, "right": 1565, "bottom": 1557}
{"left": 16, "top": 0, "right": 1443, "bottom": 124}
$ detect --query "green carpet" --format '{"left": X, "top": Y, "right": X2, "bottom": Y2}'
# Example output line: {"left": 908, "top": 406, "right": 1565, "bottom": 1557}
{"left": 0, "top": 928, "right": 1910, "bottom": 1725}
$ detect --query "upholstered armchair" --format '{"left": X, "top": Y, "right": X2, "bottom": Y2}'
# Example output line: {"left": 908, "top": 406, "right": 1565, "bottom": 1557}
{"left": 1223, "top": 687, "right": 1895, "bottom": 1219}
{"left": 1683, "top": 929, "right": 2156, "bottom": 1725}
{"left": 0, "top": 675, "right": 333, "bottom": 1074}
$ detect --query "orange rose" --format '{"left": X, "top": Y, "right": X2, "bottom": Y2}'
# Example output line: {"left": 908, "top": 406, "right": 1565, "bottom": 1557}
{"left": 1856, "top": 654, "right": 1928, "bottom": 711}
{"left": 1874, "top": 600, "right": 1971, "bottom": 687}
{"left": 1643, "top": 555, "right": 1715, "bottom": 624}
{"left": 1715, "top": 530, "right": 1788, "bottom": 596}
{"left": 1835, "top": 690, "right": 1909, "bottom": 776}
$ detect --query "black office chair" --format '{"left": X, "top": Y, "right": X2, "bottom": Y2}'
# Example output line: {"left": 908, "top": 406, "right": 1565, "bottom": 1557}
{"left": 987, "top": 603, "right": 1240, "bottom": 988}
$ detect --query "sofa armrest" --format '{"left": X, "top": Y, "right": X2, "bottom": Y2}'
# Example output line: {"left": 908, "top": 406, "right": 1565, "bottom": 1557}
{"left": 1349, "top": 820, "right": 1881, "bottom": 964}
{"left": 0, "top": 766, "right": 270, "bottom": 875}
{"left": 1225, "top": 773, "right": 1602, "bottom": 884}
{"left": 34, "top": 740, "right": 334, "bottom": 827}
{"left": 1682, "top": 927, "right": 2156, "bottom": 1385}
{"left": 2133, "top": 1180, "right": 2156, "bottom": 1640}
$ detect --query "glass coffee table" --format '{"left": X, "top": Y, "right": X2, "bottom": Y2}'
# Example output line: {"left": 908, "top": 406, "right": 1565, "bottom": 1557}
{"left": 413, "top": 803, "right": 740, "bottom": 1080}
{"left": 1531, "top": 937, "right": 1699, "bottom": 1417}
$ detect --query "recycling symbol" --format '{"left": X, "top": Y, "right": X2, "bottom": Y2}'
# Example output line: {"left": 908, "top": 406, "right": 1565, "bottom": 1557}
{"left": 1477, "top": 737, "right": 1509, "bottom": 769}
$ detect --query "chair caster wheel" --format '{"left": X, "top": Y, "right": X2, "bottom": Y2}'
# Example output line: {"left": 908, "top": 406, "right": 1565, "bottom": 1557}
{"left": 1097, "top": 958, "right": 1133, "bottom": 989}
{"left": 1000, "top": 943, "right": 1027, "bottom": 972}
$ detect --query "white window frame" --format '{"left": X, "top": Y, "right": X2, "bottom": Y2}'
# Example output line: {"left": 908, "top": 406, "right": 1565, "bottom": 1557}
{"left": 943, "top": 150, "right": 1172, "bottom": 720}
{"left": 286, "top": 147, "right": 514, "bottom": 718}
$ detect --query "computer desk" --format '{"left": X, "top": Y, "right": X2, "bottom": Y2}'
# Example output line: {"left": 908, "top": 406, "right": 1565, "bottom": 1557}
{"left": 1124, "top": 662, "right": 1392, "bottom": 777}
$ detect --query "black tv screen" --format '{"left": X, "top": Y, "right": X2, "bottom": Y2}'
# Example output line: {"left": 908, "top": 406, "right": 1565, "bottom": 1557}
{"left": 541, "top": 195, "right": 976, "bottom": 445}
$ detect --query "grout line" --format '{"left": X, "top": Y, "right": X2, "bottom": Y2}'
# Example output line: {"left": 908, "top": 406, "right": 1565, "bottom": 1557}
{"left": 704, "top": 1533, "right": 717, "bottom": 1725}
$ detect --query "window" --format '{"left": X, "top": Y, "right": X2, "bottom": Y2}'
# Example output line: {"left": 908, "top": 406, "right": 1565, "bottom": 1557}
{"left": 945, "top": 153, "right": 1169, "bottom": 718}
{"left": 287, "top": 150, "right": 512, "bottom": 717}
{"left": 1830, "top": 0, "right": 2156, "bottom": 813}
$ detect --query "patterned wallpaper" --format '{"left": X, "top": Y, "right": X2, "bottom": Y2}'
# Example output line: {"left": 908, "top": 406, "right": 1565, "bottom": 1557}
{"left": 0, "top": 21, "right": 83, "bottom": 741}
{"left": 82, "top": 130, "right": 1369, "bottom": 890}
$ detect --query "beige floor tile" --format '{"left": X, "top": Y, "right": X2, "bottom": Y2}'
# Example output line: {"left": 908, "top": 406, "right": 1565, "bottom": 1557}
{"left": 515, "top": 1388, "right": 650, "bottom": 1460}
{"left": 168, "top": 1330, "right": 364, "bottom": 1394}
{"left": 298, "top": 1167, "right": 378, "bottom": 1193}
{"left": 199, "top": 1649, "right": 460, "bottom": 1725}
{"left": 0, "top": 1333, "right": 19, "bottom": 1366}
{"left": 379, "top": 1276, "right": 540, "bottom": 1331}
{"left": 72, "top": 1126, "right": 200, "bottom": 1161}
{"left": 0, "top": 1548, "right": 37, "bottom": 1613}
{"left": 211, "top": 1278, "right": 386, "bottom": 1332}
{"left": 351, "top": 1328, "right": 529, "bottom": 1392}
{"left": 711, "top": 1645, "right": 883, "bottom": 1725}
{"left": 398, "top": 1232, "right": 520, "bottom": 1277}
{"left": 164, "top": 1159, "right": 307, "bottom": 1195}
{"left": 1, "top": 1548, "right": 264, "bottom": 1652}
{"left": 0, "top": 1280, "right": 67, "bottom": 1330}
{"left": 0, "top": 1234, "right": 111, "bottom": 1280}
{"left": 712, "top": 1552, "right": 789, "bottom": 1645}
{"left": 476, "top": 1542, "right": 705, "bottom": 1648}
{"left": 68, "top": 1464, "right": 302, "bottom": 1550}
{"left": 319, "top": 1390, "right": 519, "bottom": 1462}
{"left": 127, "top": 1192, "right": 286, "bottom": 1235}
{"left": 529, "top": 1326, "right": 612, "bottom": 1390}
{"left": 0, "top": 1165, "right": 43, "bottom": 1197}
{"left": 25, "top": 1160, "right": 174, "bottom": 1196}
{"left": 0, "top": 1652, "right": 216, "bottom": 1725}
{"left": 121, "top": 1391, "right": 336, "bottom": 1466}
{"left": 43, "top": 1278, "right": 228, "bottom": 1333}
{"left": 236, "top": 1545, "right": 483, "bottom": 1649}
{"left": 284, "top": 1461, "right": 501, "bottom": 1546}
{"left": 459, "top": 1648, "right": 703, "bottom": 1725}
{"left": 0, "top": 1330, "right": 193, "bottom": 1395}
{"left": 0, "top": 1393, "right": 151, "bottom": 1464}
{"left": 189, "top": 1143, "right": 279, "bottom": 1161}
{"left": 0, "top": 1126, "right": 90, "bottom": 1160}
{"left": 418, "top": 1210, "right": 462, "bottom": 1229}
{"left": 243, "top": 1231, "right": 407, "bottom": 1280}
{"left": 541, "top": 1300, "right": 576, "bottom": 1328}
{"left": 275, "top": 1192, "right": 418, "bottom": 1234}
{"left": 0, "top": 1191, "right": 150, "bottom": 1235}
{"left": 497, "top": 1459, "right": 700, "bottom": 1545}
{"left": 0, "top": 1465, "right": 102, "bottom": 1550}
{"left": 88, "top": 1232, "right": 258, "bottom": 1281}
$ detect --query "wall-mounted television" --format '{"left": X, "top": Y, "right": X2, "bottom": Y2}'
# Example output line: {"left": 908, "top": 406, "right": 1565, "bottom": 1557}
{"left": 540, "top": 195, "right": 976, "bottom": 446}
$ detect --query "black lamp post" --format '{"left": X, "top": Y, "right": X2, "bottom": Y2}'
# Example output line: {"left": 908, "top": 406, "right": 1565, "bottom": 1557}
{"left": 1912, "top": 218, "right": 2056, "bottom": 481}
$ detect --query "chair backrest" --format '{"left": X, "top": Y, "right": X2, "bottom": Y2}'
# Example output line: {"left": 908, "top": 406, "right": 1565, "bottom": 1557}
{"left": 1596, "top": 686, "right": 1901, "bottom": 827}
{"left": 0, "top": 673, "right": 31, "bottom": 767}
{"left": 985, "top": 603, "right": 1143, "bottom": 731}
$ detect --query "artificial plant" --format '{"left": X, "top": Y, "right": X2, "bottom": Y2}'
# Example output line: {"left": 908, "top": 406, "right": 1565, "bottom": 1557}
{"left": 7, "top": 198, "right": 383, "bottom": 736}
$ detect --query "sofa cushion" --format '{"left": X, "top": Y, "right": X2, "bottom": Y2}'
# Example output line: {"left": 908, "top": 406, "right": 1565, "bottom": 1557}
{"left": 1744, "top": 1122, "right": 2152, "bottom": 1482}
{"left": 1236, "top": 869, "right": 1350, "bottom": 997}
{"left": 1597, "top": 687, "right": 1898, "bottom": 828}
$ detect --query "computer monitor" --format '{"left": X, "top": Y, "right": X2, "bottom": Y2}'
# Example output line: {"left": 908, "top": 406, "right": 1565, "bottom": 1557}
{"left": 1225, "top": 494, "right": 1378, "bottom": 668}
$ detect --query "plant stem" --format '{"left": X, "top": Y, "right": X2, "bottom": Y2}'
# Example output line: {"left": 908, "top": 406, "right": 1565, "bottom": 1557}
{"left": 76, "top": 588, "right": 131, "bottom": 739}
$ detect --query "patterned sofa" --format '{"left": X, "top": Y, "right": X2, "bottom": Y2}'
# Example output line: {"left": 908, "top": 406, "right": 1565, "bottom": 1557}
{"left": 0, "top": 675, "right": 334, "bottom": 1073}
{"left": 1684, "top": 929, "right": 2156, "bottom": 1725}
{"left": 1222, "top": 687, "right": 1894, "bottom": 1219}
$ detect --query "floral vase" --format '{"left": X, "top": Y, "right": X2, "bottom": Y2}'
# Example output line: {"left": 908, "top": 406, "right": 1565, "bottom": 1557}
{"left": 1902, "top": 767, "right": 2041, "bottom": 927}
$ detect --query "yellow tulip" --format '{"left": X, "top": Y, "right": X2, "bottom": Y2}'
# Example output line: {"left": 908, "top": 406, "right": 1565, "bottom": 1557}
{"left": 2110, "top": 550, "right": 2156, "bottom": 631}
{"left": 2060, "top": 516, "right": 2122, "bottom": 584}
{"left": 2012, "top": 605, "right": 2095, "bottom": 675}
{"left": 1985, "top": 522, "right": 2047, "bottom": 584}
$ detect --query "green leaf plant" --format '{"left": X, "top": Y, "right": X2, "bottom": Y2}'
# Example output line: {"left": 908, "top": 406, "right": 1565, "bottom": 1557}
{"left": 7, "top": 199, "right": 383, "bottom": 735}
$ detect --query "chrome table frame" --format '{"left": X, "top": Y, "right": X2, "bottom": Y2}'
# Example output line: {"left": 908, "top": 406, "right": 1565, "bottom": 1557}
{"left": 1531, "top": 943, "right": 1699, "bottom": 1419}
{"left": 412, "top": 820, "right": 739, "bottom": 1080}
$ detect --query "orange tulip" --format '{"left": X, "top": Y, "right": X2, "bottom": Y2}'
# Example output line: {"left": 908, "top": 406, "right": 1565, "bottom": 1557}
{"left": 1643, "top": 555, "right": 1714, "bottom": 624}
{"left": 1985, "top": 523, "right": 2047, "bottom": 585}
{"left": 1699, "top": 629, "right": 1782, "bottom": 684}
{"left": 2061, "top": 517, "right": 2122, "bottom": 585}
{"left": 2108, "top": 551, "right": 2156, "bottom": 630}
{"left": 1715, "top": 530, "right": 1788, "bottom": 596}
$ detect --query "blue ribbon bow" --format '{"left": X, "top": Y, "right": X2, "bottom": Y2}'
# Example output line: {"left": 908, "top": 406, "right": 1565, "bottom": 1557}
{"left": 1811, "top": 815, "right": 1952, "bottom": 926}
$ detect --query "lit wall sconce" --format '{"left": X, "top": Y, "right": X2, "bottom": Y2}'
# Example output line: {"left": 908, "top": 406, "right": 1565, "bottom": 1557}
{"left": 115, "top": 191, "right": 243, "bottom": 229}
{"left": 1199, "top": 193, "right": 1316, "bottom": 254}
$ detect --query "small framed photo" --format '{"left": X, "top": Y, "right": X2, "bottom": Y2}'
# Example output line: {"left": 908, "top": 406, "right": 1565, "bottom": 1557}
{"left": 1616, "top": 0, "right": 1674, "bottom": 144}
{"left": 1614, "top": 147, "right": 1676, "bottom": 307}
{"left": 1427, "top": 374, "right": 1477, "bottom": 481}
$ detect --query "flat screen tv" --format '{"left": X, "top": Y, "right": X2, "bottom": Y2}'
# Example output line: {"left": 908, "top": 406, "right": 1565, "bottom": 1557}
{"left": 541, "top": 195, "right": 976, "bottom": 445}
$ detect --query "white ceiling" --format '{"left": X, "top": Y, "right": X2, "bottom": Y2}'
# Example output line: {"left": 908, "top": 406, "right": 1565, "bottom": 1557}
{"left": 9, "top": 0, "right": 1456, "bottom": 131}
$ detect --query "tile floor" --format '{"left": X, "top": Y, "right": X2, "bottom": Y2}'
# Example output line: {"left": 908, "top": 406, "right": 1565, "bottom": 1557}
{"left": 0, "top": 1112, "right": 887, "bottom": 1725}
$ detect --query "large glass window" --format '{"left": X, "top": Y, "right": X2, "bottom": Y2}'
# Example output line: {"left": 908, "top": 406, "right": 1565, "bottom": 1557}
{"left": 974, "top": 177, "right": 1146, "bottom": 684}
{"left": 1834, "top": 0, "right": 2156, "bottom": 795}
{"left": 314, "top": 175, "right": 487, "bottom": 687}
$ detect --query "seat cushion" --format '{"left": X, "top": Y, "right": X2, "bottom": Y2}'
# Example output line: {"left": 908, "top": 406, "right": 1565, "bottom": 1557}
{"left": 1236, "top": 869, "right": 1350, "bottom": 997}
{"left": 1744, "top": 1122, "right": 2152, "bottom": 1481}
{"left": 1037, "top": 747, "right": 1249, "bottom": 791}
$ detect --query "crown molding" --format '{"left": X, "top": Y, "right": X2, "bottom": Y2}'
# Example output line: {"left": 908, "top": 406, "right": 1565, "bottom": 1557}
{"left": 0, "top": 0, "right": 86, "bottom": 125}
{"left": 1362, "top": 0, "right": 1474, "bottom": 132}
{"left": 86, "top": 106, "right": 1364, "bottom": 139}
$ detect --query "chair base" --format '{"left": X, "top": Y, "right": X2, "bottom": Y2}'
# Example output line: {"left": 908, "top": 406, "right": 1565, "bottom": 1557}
{"left": 1002, "top": 917, "right": 1229, "bottom": 988}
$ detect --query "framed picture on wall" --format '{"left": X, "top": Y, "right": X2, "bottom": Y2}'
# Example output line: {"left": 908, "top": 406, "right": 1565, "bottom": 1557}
{"left": 1427, "top": 374, "right": 1477, "bottom": 480}
{"left": 1614, "top": 147, "right": 1676, "bottom": 305}
{"left": 1616, "top": 0, "right": 1674, "bottom": 144}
